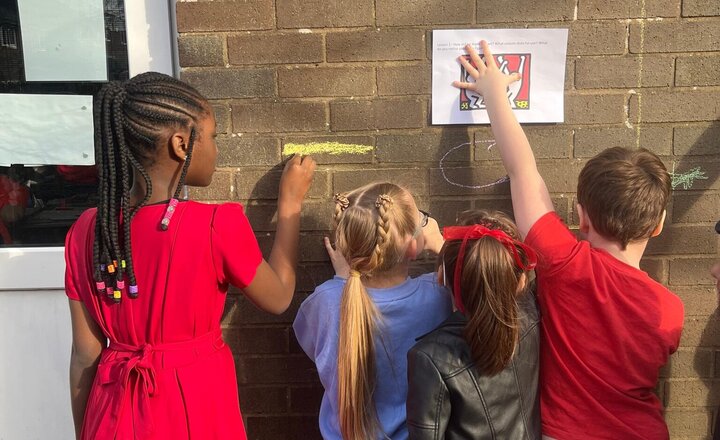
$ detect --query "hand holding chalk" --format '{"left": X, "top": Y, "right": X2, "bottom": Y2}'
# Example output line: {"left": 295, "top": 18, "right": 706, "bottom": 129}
{"left": 279, "top": 154, "right": 317, "bottom": 210}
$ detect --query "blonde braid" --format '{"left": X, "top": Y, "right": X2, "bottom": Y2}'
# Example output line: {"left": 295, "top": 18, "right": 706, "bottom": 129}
{"left": 373, "top": 194, "right": 394, "bottom": 269}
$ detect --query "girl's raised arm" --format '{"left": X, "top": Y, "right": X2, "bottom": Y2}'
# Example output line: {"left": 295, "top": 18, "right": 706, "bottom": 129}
{"left": 243, "top": 155, "right": 316, "bottom": 314}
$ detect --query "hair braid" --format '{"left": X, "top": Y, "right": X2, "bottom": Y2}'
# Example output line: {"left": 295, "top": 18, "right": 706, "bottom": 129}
{"left": 372, "top": 194, "right": 394, "bottom": 269}
{"left": 92, "top": 72, "right": 209, "bottom": 301}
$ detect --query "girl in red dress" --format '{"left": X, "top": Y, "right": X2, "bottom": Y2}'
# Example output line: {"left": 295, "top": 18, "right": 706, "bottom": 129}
{"left": 65, "top": 72, "right": 316, "bottom": 439}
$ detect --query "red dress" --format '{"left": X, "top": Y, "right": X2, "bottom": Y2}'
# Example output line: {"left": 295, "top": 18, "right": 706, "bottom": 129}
{"left": 65, "top": 201, "right": 262, "bottom": 440}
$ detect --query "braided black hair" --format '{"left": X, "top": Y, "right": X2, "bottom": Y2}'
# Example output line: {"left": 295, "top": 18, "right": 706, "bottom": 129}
{"left": 93, "top": 72, "right": 208, "bottom": 301}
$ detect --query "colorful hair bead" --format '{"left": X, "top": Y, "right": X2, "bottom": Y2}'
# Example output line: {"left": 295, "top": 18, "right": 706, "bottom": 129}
{"left": 113, "top": 260, "right": 118, "bottom": 268}
{"left": 116, "top": 280, "right": 125, "bottom": 289}
{"left": 113, "top": 290, "right": 122, "bottom": 301}
{"left": 160, "top": 198, "right": 179, "bottom": 231}
{"left": 107, "top": 264, "right": 115, "bottom": 274}
{"left": 95, "top": 281, "right": 105, "bottom": 291}
{"left": 121, "top": 260, "right": 126, "bottom": 269}
{"left": 106, "top": 287, "right": 114, "bottom": 297}
{"left": 99, "top": 264, "right": 106, "bottom": 272}
{"left": 129, "top": 285, "right": 139, "bottom": 298}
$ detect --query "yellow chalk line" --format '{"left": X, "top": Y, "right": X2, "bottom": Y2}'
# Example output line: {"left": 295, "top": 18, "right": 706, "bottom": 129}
{"left": 283, "top": 142, "right": 373, "bottom": 156}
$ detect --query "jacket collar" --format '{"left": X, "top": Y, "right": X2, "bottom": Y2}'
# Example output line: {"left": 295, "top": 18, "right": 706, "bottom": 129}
{"left": 416, "top": 311, "right": 466, "bottom": 341}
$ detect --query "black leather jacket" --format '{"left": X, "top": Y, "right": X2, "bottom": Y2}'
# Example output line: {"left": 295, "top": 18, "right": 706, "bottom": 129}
{"left": 406, "top": 294, "right": 541, "bottom": 440}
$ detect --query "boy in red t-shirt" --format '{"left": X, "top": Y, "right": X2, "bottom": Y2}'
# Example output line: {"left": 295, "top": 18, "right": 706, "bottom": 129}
{"left": 453, "top": 41, "right": 684, "bottom": 440}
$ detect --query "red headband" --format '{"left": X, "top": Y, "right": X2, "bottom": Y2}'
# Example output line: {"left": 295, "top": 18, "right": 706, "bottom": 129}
{"left": 442, "top": 225, "right": 538, "bottom": 313}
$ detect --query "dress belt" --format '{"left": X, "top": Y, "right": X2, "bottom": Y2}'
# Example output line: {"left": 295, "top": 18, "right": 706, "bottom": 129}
{"left": 93, "top": 329, "right": 225, "bottom": 439}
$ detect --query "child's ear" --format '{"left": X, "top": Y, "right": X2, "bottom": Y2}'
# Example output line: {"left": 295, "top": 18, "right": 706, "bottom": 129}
{"left": 406, "top": 237, "right": 419, "bottom": 260}
{"left": 169, "top": 130, "right": 189, "bottom": 162}
{"left": 577, "top": 204, "right": 590, "bottom": 234}
{"left": 651, "top": 210, "right": 667, "bottom": 238}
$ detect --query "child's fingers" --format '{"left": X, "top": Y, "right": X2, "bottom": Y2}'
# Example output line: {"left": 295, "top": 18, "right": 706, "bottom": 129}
{"left": 285, "top": 154, "right": 301, "bottom": 170}
{"left": 323, "top": 236, "right": 334, "bottom": 254}
{"left": 303, "top": 156, "right": 317, "bottom": 172}
{"left": 465, "top": 44, "right": 485, "bottom": 75}
{"left": 452, "top": 80, "right": 475, "bottom": 90}
{"left": 457, "top": 55, "right": 478, "bottom": 78}
{"left": 508, "top": 72, "right": 522, "bottom": 84}
{"left": 480, "top": 40, "right": 497, "bottom": 70}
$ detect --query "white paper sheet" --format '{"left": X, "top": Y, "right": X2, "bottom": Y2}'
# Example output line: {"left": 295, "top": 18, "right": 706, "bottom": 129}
{"left": 17, "top": 0, "right": 108, "bottom": 81}
{"left": 432, "top": 29, "right": 569, "bottom": 124}
{"left": 0, "top": 94, "right": 94, "bottom": 166}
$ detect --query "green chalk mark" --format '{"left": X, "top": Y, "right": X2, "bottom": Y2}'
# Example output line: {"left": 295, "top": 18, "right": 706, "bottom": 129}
{"left": 283, "top": 142, "right": 373, "bottom": 156}
{"left": 671, "top": 167, "right": 707, "bottom": 190}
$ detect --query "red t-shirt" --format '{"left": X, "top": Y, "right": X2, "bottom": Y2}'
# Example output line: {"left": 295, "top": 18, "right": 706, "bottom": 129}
{"left": 525, "top": 212, "right": 684, "bottom": 440}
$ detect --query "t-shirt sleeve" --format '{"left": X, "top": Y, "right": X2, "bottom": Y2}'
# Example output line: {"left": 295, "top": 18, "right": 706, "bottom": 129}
{"left": 211, "top": 203, "right": 263, "bottom": 289}
{"left": 524, "top": 211, "right": 580, "bottom": 275}
{"left": 64, "top": 219, "right": 82, "bottom": 301}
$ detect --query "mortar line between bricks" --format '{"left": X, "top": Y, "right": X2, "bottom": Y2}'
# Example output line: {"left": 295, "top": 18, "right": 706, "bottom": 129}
{"left": 634, "top": 0, "right": 647, "bottom": 149}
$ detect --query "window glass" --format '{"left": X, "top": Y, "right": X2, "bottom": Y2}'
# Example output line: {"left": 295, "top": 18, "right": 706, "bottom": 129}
{"left": 0, "top": 0, "right": 128, "bottom": 247}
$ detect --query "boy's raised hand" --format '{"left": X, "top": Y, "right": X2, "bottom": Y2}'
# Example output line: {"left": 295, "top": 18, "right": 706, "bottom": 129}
{"left": 453, "top": 41, "right": 521, "bottom": 101}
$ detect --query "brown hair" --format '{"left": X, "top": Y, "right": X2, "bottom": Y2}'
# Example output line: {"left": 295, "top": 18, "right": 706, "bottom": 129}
{"left": 577, "top": 147, "right": 671, "bottom": 249}
{"left": 440, "top": 210, "right": 532, "bottom": 375}
{"left": 333, "top": 182, "right": 419, "bottom": 439}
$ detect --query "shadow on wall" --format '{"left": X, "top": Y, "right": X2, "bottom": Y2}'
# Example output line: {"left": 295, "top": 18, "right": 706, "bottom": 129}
{"left": 683, "top": 121, "right": 720, "bottom": 435}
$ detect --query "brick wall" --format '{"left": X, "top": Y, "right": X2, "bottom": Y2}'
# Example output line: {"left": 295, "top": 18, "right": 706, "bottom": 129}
{"left": 176, "top": 1, "right": 720, "bottom": 438}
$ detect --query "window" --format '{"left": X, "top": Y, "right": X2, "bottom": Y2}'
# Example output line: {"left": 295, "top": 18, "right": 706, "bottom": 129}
{"left": 0, "top": 0, "right": 129, "bottom": 247}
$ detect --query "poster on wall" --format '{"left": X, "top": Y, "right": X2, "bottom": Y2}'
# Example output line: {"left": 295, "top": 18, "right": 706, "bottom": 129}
{"left": 17, "top": 0, "right": 108, "bottom": 81}
{"left": 431, "top": 29, "right": 569, "bottom": 125}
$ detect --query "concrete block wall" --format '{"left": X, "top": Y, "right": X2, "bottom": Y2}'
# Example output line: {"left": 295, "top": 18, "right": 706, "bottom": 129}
{"left": 176, "top": 0, "right": 720, "bottom": 438}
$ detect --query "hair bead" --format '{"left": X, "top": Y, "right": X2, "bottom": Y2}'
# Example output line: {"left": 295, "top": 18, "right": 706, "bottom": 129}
{"left": 160, "top": 198, "right": 179, "bottom": 231}
{"left": 107, "top": 264, "right": 115, "bottom": 274}
{"left": 129, "top": 285, "right": 139, "bottom": 298}
{"left": 95, "top": 281, "right": 105, "bottom": 291}
{"left": 116, "top": 280, "right": 125, "bottom": 289}
{"left": 113, "top": 290, "right": 122, "bottom": 301}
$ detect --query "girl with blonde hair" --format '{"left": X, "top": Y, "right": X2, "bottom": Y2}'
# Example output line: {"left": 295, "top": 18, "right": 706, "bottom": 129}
{"left": 293, "top": 182, "right": 452, "bottom": 439}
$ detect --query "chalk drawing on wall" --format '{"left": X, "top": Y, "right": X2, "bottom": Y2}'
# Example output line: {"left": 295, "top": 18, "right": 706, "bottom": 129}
{"left": 283, "top": 142, "right": 373, "bottom": 156}
{"left": 671, "top": 165, "right": 708, "bottom": 190}
{"left": 439, "top": 139, "right": 510, "bottom": 189}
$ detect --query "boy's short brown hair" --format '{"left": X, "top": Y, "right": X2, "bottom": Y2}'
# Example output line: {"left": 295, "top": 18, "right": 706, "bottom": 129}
{"left": 577, "top": 147, "right": 671, "bottom": 249}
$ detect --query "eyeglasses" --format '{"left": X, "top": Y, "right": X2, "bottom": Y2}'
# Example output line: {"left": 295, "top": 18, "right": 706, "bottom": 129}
{"left": 419, "top": 210, "right": 430, "bottom": 228}
{"left": 414, "top": 210, "right": 431, "bottom": 238}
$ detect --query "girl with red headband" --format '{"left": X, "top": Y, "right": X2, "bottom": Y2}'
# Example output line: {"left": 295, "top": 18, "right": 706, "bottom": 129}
{"left": 406, "top": 210, "right": 541, "bottom": 439}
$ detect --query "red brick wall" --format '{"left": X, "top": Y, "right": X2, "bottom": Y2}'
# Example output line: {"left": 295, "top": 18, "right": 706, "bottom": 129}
{"left": 176, "top": 1, "right": 720, "bottom": 438}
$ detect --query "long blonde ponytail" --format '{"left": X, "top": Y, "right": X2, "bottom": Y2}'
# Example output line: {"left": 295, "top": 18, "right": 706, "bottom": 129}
{"left": 338, "top": 271, "right": 381, "bottom": 439}
{"left": 333, "top": 183, "right": 418, "bottom": 439}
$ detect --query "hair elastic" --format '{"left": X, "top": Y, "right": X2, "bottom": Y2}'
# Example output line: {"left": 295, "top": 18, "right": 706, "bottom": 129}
{"left": 334, "top": 193, "right": 350, "bottom": 211}
{"left": 442, "top": 225, "right": 537, "bottom": 313}
{"left": 349, "top": 270, "right": 362, "bottom": 278}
